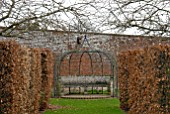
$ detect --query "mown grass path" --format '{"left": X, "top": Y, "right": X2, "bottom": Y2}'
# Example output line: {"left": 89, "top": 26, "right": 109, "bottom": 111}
{"left": 44, "top": 98, "right": 124, "bottom": 114}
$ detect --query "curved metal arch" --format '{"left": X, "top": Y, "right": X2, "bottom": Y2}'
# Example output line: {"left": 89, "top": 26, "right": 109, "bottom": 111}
{"left": 79, "top": 51, "right": 93, "bottom": 75}
{"left": 68, "top": 53, "right": 73, "bottom": 75}
{"left": 53, "top": 50, "right": 118, "bottom": 97}
{"left": 58, "top": 50, "right": 117, "bottom": 77}
{"left": 91, "top": 51, "right": 104, "bottom": 76}
{"left": 95, "top": 50, "right": 116, "bottom": 78}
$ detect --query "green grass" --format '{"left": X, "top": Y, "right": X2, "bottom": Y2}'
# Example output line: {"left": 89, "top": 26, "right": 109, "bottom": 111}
{"left": 44, "top": 98, "right": 124, "bottom": 114}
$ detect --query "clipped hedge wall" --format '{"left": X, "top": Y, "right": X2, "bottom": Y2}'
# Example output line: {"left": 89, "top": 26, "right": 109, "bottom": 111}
{"left": 0, "top": 41, "right": 20, "bottom": 114}
{"left": 0, "top": 40, "right": 54, "bottom": 114}
{"left": 29, "top": 48, "right": 42, "bottom": 114}
{"left": 118, "top": 45, "right": 170, "bottom": 114}
{"left": 17, "top": 46, "right": 32, "bottom": 113}
{"left": 39, "top": 49, "right": 54, "bottom": 111}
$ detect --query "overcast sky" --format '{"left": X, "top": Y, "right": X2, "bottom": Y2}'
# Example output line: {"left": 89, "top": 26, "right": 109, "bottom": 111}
{"left": 0, "top": 0, "right": 141, "bottom": 35}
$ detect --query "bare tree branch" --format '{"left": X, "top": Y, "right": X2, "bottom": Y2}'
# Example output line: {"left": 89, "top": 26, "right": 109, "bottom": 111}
{"left": 0, "top": 0, "right": 15, "bottom": 22}
{"left": 107, "top": 0, "right": 170, "bottom": 36}
{"left": 0, "top": 0, "right": 104, "bottom": 37}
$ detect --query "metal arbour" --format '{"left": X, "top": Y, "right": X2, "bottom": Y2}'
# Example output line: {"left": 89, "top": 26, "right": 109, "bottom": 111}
{"left": 53, "top": 35, "right": 118, "bottom": 97}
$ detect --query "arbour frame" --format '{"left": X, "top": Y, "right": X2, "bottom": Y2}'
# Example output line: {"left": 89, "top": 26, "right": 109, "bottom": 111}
{"left": 53, "top": 49, "right": 118, "bottom": 97}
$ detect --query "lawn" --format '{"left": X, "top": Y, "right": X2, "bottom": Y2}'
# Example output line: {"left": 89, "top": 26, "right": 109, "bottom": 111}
{"left": 44, "top": 98, "right": 124, "bottom": 114}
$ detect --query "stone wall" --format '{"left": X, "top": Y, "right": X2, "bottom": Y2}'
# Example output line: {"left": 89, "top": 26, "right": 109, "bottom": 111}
{"left": 1, "top": 30, "right": 169, "bottom": 57}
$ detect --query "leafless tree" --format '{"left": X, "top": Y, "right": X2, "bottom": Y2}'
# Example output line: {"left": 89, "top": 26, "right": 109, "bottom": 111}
{"left": 0, "top": 0, "right": 107, "bottom": 37}
{"left": 106, "top": 0, "right": 170, "bottom": 36}
{"left": 2, "top": 0, "right": 169, "bottom": 37}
